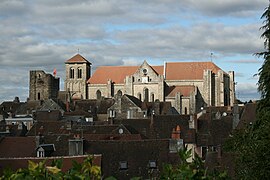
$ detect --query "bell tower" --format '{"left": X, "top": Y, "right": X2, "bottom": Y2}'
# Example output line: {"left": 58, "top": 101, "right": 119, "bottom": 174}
{"left": 64, "top": 54, "right": 91, "bottom": 99}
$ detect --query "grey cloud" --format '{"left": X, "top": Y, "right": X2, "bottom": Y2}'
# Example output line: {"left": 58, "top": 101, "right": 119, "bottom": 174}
{"left": 0, "top": 0, "right": 267, "bottom": 102}
{"left": 185, "top": 0, "right": 267, "bottom": 17}
{"left": 229, "top": 59, "right": 263, "bottom": 64}
{"left": 236, "top": 82, "right": 260, "bottom": 101}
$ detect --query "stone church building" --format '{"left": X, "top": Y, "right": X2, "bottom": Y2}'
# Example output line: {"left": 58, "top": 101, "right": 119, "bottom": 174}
{"left": 64, "top": 54, "right": 235, "bottom": 114}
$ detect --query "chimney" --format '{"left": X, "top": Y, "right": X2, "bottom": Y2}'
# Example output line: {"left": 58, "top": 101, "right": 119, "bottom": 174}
{"left": 232, "top": 103, "right": 240, "bottom": 129}
{"left": 171, "top": 125, "right": 181, "bottom": 139}
{"left": 163, "top": 61, "right": 166, "bottom": 79}
{"left": 217, "top": 145, "right": 222, "bottom": 158}
{"left": 171, "top": 128, "right": 176, "bottom": 139}
{"left": 176, "top": 125, "right": 181, "bottom": 139}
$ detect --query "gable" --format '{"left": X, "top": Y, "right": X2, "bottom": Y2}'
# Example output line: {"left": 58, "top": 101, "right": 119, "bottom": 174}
{"left": 133, "top": 60, "right": 162, "bottom": 78}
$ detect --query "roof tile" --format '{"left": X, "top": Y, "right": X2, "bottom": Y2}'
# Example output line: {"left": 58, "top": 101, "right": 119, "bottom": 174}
{"left": 87, "top": 61, "right": 222, "bottom": 84}
{"left": 65, "top": 54, "right": 91, "bottom": 64}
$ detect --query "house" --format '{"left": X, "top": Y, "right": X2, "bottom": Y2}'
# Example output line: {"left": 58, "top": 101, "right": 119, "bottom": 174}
{"left": 107, "top": 94, "right": 174, "bottom": 120}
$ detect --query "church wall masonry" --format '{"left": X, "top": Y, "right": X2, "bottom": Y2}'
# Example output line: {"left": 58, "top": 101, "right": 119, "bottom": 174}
{"left": 28, "top": 54, "right": 235, "bottom": 115}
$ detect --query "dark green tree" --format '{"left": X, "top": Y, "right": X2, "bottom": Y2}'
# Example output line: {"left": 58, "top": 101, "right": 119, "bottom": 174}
{"left": 224, "top": 2, "right": 270, "bottom": 179}
{"left": 160, "top": 146, "right": 229, "bottom": 180}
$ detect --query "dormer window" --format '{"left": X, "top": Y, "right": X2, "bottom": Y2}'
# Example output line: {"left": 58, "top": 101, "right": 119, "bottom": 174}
{"left": 148, "top": 160, "right": 157, "bottom": 169}
{"left": 37, "top": 147, "right": 45, "bottom": 157}
{"left": 119, "top": 161, "right": 128, "bottom": 170}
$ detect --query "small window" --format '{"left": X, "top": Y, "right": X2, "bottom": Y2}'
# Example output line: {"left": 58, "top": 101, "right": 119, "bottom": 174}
{"left": 144, "top": 88, "right": 149, "bottom": 102}
{"left": 151, "top": 93, "right": 155, "bottom": 102}
{"left": 70, "top": 68, "right": 75, "bottom": 79}
{"left": 96, "top": 90, "right": 101, "bottom": 100}
{"left": 138, "top": 79, "right": 140, "bottom": 82}
{"left": 77, "top": 68, "right": 82, "bottom": 79}
{"left": 117, "top": 90, "right": 122, "bottom": 97}
{"left": 149, "top": 160, "right": 157, "bottom": 169}
{"left": 119, "top": 161, "right": 128, "bottom": 170}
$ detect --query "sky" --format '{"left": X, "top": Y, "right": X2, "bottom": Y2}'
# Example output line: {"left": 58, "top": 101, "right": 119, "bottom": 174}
{"left": 0, "top": 0, "right": 268, "bottom": 103}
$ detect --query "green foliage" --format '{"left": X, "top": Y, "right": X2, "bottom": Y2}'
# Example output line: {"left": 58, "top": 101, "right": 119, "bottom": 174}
{"left": 0, "top": 155, "right": 101, "bottom": 180}
{"left": 160, "top": 146, "right": 229, "bottom": 180}
{"left": 224, "top": 3, "right": 270, "bottom": 179}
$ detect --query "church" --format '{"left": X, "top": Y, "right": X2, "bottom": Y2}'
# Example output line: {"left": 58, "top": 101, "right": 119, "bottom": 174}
{"left": 64, "top": 54, "right": 235, "bottom": 114}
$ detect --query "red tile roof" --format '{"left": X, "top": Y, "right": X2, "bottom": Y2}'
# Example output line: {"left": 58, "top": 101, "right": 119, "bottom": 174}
{"left": 87, "top": 61, "right": 222, "bottom": 84}
{"left": 166, "top": 85, "right": 195, "bottom": 97}
{"left": 165, "top": 62, "right": 221, "bottom": 80}
{"left": 65, "top": 54, "right": 91, "bottom": 64}
{"left": 88, "top": 66, "right": 138, "bottom": 84}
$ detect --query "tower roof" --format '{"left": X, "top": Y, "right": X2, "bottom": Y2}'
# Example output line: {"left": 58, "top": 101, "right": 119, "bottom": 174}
{"left": 65, "top": 54, "right": 91, "bottom": 64}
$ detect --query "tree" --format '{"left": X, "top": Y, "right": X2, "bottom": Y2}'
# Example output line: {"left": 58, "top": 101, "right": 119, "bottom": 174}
{"left": 224, "top": 2, "right": 270, "bottom": 179}
{"left": 0, "top": 155, "right": 101, "bottom": 180}
{"left": 160, "top": 146, "right": 229, "bottom": 180}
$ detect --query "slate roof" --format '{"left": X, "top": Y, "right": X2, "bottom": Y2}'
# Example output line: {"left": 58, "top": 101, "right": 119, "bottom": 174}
{"left": 84, "top": 139, "right": 176, "bottom": 179}
{"left": 0, "top": 137, "right": 36, "bottom": 158}
{"left": 74, "top": 99, "right": 115, "bottom": 114}
{"left": 65, "top": 54, "right": 91, "bottom": 64}
{"left": 152, "top": 115, "right": 195, "bottom": 142}
{"left": 27, "top": 121, "right": 69, "bottom": 136}
{"left": 124, "top": 94, "right": 142, "bottom": 108}
{"left": 196, "top": 106, "right": 235, "bottom": 146}
{"left": 0, "top": 101, "right": 25, "bottom": 116}
{"left": 87, "top": 61, "right": 222, "bottom": 84}
{"left": 236, "top": 103, "right": 256, "bottom": 129}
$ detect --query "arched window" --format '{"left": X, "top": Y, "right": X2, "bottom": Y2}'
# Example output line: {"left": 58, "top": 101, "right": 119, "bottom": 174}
{"left": 151, "top": 93, "right": 155, "bottom": 102}
{"left": 144, "top": 88, "right": 149, "bottom": 102}
{"left": 37, "top": 92, "right": 41, "bottom": 100}
{"left": 117, "top": 90, "right": 123, "bottom": 97}
{"left": 96, "top": 90, "right": 101, "bottom": 99}
{"left": 77, "top": 68, "right": 82, "bottom": 79}
{"left": 70, "top": 68, "right": 75, "bottom": 79}
{"left": 138, "top": 93, "right": 142, "bottom": 101}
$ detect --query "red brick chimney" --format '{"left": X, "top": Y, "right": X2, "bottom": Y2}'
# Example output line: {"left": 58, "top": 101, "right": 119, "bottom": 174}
{"left": 171, "top": 125, "right": 181, "bottom": 139}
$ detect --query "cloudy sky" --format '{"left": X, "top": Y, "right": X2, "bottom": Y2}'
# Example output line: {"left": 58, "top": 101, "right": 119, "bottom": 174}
{"left": 0, "top": 0, "right": 268, "bottom": 103}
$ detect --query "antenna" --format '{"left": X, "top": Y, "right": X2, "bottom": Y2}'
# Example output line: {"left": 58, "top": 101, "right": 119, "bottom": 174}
{"left": 77, "top": 48, "right": 80, "bottom": 54}
{"left": 210, "top": 52, "right": 213, "bottom": 62}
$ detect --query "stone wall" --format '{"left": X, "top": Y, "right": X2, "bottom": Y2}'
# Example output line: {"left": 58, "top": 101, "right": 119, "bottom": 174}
{"left": 29, "top": 70, "right": 59, "bottom": 101}
{"left": 64, "top": 62, "right": 90, "bottom": 99}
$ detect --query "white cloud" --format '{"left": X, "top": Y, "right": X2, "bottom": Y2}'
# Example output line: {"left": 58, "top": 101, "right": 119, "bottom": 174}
{"left": 0, "top": 0, "right": 268, "bottom": 102}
